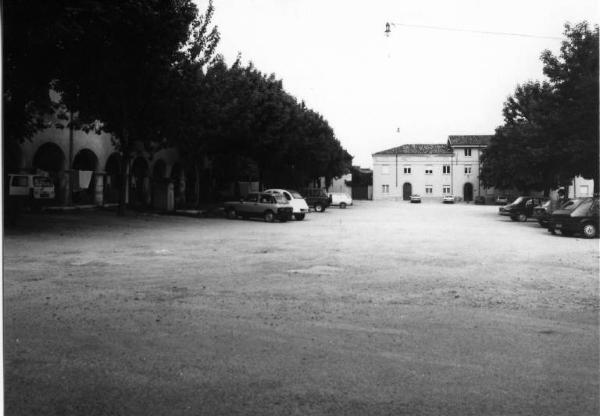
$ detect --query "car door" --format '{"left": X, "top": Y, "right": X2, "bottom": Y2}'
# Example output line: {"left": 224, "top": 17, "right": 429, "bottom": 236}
{"left": 10, "top": 175, "right": 30, "bottom": 197}
{"left": 241, "top": 193, "right": 259, "bottom": 216}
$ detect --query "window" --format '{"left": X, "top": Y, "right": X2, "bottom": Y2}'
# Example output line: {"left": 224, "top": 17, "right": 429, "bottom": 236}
{"left": 443, "top": 186, "right": 451, "bottom": 194}
{"left": 382, "top": 185, "right": 389, "bottom": 193}
{"left": 425, "top": 186, "right": 433, "bottom": 194}
{"left": 382, "top": 165, "right": 390, "bottom": 175}
{"left": 580, "top": 185, "right": 589, "bottom": 196}
{"left": 403, "top": 166, "right": 411, "bottom": 174}
{"left": 425, "top": 166, "right": 433, "bottom": 175}
{"left": 443, "top": 165, "right": 451, "bottom": 174}
{"left": 464, "top": 166, "right": 472, "bottom": 174}
{"left": 246, "top": 193, "right": 259, "bottom": 202}
{"left": 11, "top": 176, "right": 28, "bottom": 187}
{"left": 464, "top": 148, "right": 472, "bottom": 156}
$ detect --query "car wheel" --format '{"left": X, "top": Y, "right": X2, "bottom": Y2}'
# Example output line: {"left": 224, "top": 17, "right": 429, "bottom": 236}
{"left": 582, "top": 223, "right": 597, "bottom": 238}
{"left": 294, "top": 214, "right": 305, "bottom": 221}
{"left": 339, "top": 202, "right": 347, "bottom": 209}
{"left": 314, "top": 203, "right": 324, "bottom": 212}
{"left": 264, "top": 210, "right": 275, "bottom": 223}
{"left": 518, "top": 213, "right": 527, "bottom": 222}
{"left": 226, "top": 208, "right": 237, "bottom": 219}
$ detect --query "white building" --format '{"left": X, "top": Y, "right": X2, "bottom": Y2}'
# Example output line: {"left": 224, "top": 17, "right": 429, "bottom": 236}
{"left": 372, "top": 135, "right": 493, "bottom": 201}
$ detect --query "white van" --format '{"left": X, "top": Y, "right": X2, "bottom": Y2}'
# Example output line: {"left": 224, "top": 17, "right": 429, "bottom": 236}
{"left": 263, "top": 189, "right": 309, "bottom": 220}
{"left": 8, "top": 174, "right": 56, "bottom": 200}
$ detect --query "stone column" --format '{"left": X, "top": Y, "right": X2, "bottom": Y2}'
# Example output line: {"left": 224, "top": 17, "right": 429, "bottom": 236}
{"left": 94, "top": 171, "right": 105, "bottom": 206}
{"left": 60, "top": 170, "right": 73, "bottom": 206}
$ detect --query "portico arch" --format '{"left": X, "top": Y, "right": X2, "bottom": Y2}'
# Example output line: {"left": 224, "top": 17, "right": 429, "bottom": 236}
{"left": 130, "top": 157, "right": 149, "bottom": 207}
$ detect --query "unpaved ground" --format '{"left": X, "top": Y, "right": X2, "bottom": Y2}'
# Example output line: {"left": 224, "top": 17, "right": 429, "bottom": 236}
{"left": 4, "top": 201, "right": 599, "bottom": 415}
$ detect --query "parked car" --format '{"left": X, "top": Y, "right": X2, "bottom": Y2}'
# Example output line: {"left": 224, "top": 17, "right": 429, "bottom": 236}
{"left": 328, "top": 192, "right": 352, "bottom": 209}
{"left": 300, "top": 188, "right": 331, "bottom": 212}
{"left": 410, "top": 194, "right": 421, "bottom": 203}
{"left": 8, "top": 173, "right": 56, "bottom": 210}
{"left": 442, "top": 195, "right": 455, "bottom": 204}
{"left": 474, "top": 196, "right": 486, "bottom": 205}
{"left": 498, "top": 196, "right": 547, "bottom": 222}
{"left": 224, "top": 192, "right": 293, "bottom": 222}
{"left": 263, "top": 189, "right": 309, "bottom": 220}
{"left": 533, "top": 200, "right": 553, "bottom": 228}
{"left": 548, "top": 197, "right": 599, "bottom": 238}
{"left": 496, "top": 195, "right": 509, "bottom": 205}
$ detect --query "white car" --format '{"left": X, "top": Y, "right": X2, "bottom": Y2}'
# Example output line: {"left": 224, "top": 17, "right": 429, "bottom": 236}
{"left": 410, "top": 194, "right": 421, "bottom": 203}
{"left": 328, "top": 192, "right": 352, "bottom": 209}
{"left": 443, "top": 195, "right": 455, "bottom": 204}
{"left": 263, "top": 189, "right": 309, "bottom": 220}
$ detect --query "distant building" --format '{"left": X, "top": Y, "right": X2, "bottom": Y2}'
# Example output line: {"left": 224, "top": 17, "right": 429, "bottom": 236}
{"left": 372, "top": 135, "right": 493, "bottom": 201}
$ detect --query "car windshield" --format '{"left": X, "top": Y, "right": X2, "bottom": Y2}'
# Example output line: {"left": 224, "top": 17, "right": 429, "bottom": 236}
{"left": 571, "top": 199, "right": 593, "bottom": 215}
{"left": 289, "top": 191, "right": 303, "bottom": 199}
{"left": 33, "top": 177, "right": 53, "bottom": 187}
{"left": 510, "top": 197, "right": 525, "bottom": 205}
{"left": 560, "top": 198, "right": 586, "bottom": 211}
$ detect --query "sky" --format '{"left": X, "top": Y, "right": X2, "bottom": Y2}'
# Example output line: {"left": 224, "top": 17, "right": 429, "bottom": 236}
{"left": 196, "top": 0, "right": 598, "bottom": 168}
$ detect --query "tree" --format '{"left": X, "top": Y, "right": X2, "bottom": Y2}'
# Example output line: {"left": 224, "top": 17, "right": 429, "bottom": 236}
{"left": 541, "top": 22, "right": 599, "bottom": 193}
{"left": 481, "top": 81, "right": 565, "bottom": 195}
{"left": 481, "top": 22, "right": 599, "bottom": 195}
{"left": 54, "top": 0, "right": 219, "bottom": 214}
{"left": 3, "top": 0, "right": 71, "bottom": 145}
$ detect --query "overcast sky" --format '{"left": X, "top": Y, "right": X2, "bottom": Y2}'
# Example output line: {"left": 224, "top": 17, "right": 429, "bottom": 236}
{"left": 197, "top": 0, "right": 598, "bottom": 168}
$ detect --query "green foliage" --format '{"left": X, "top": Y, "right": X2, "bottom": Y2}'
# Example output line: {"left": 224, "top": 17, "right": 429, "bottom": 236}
{"left": 481, "top": 22, "right": 599, "bottom": 194}
{"left": 171, "top": 57, "right": 352, "bottom": 191}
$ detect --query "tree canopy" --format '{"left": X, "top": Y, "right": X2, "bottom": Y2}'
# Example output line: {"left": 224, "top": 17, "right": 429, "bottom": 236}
{"left": 4, "top": 0, "right": 352, "bottom": 207}
{"left": 481, "top": 22, "right": 599, "bottom": 195}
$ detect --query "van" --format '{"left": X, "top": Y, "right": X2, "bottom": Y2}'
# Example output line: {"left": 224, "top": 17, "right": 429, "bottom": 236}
{"left": 8, "top": 174, "right": 56, "bottom": 201}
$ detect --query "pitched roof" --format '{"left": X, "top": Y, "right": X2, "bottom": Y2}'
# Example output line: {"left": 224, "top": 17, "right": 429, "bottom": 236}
{"left": 447, "top": 135, "right": 493, "bottom": 147}
{"left": 373, "top": 143, "right": 453, "bottom": 156}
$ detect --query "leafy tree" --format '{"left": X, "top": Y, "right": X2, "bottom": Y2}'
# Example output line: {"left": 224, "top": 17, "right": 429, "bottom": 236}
{"left": 541, "top": 22, "right": 599, "bottom": 193}
{"left": 52, "top": 0, "right": 219, "bottom": 214}
{"left": 481, "top": 22, "right": 599, "bottom": 195}
{"left": 3, "top": 0, "right": 70, "bottom": 145}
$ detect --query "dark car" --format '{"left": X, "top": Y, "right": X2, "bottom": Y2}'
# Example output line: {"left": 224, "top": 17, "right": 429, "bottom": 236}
{"left": 300, "top": 188, "right": 331, "bottom": 212}
{"left": 498, "top": 196, "right": 547, "bottom": 222}
{"left": 533, "top": 200, "right": 553, "bottom": 228}
{"left": 534, "top": 199, "right": 571, "bottom": 228}
{"left": 474, "top": 196, "right": 486, "bottom": 205}
{"left": 224, "top": 192, "right": 293, "bottom": 222}
{"left": 548, "top": 197, "right": 599, "bottom": 238}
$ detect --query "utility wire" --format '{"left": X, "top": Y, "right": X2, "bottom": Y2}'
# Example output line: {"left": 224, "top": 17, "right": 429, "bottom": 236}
{"left": 385, "top": 22, "right": 562, "bottom": 40}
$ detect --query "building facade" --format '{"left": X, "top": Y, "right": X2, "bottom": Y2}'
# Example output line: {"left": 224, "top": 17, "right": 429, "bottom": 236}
{"left": 372, "top": 135, "right": 493, "bottom": 201}
{"left": 10, "top": 119, "right": 195, "bottom": 210}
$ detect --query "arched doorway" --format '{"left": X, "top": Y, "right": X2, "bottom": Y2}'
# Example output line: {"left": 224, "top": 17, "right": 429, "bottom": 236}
{"left": 33, "top": 142, "right": 65, "bottom": 173}
{"left": 152, "top": 159, "right": 166, "bottom": 180}
{"left": 72, "top": 149, "right": 99, "bottom": 204}
{"left": 130, "top": 157, "right": 149, "bottom": 208}
{"left": 463, "top": 182, "right": 473, "bottom": 202}
{"left": 33, "top": 142, "right": 65, "bottom": 203}
{"left": 185, "top": 166, "right": 198, "bottom": 206}
{"left": 104, "top": 153, "right": 122, "bottom": 203}
{"left": 402, "top": 182, "right": 412, "bottom": 200}
{"left": 170, "top": 163, "right": 184, "bottom": 208}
